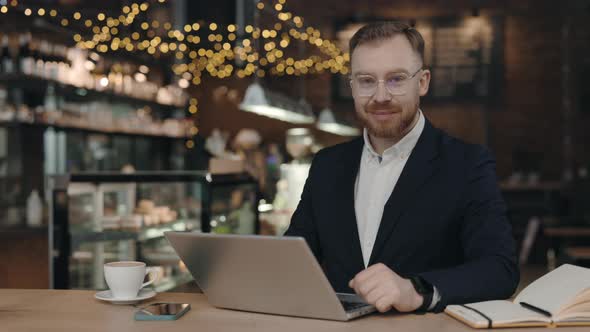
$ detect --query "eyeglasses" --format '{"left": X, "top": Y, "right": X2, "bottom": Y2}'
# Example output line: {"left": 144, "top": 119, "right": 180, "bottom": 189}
{"left": 350, "top": 68, "right": 423, "bottom": 97}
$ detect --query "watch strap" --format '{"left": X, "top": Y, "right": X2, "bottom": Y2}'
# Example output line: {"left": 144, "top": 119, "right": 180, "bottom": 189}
{"left": 410, "top": 276, "right": 434, "bottom": 312}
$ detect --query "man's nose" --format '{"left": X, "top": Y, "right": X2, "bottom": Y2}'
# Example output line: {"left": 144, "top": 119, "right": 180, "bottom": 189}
{"left": 373, "top": 81, "right": 391, "bottom": 103}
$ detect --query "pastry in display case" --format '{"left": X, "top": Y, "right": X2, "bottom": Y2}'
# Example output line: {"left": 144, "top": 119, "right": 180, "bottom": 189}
{"left": 48, "top": 171, "right": 258, "bottom": 291}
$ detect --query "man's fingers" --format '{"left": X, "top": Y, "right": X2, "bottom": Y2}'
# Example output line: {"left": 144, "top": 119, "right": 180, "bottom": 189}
{"left": 370, "top": 263, "right": 401, "bottom": 279}
{"left": 364, "top": 286, "right": 385, "bottom": 304}
{"left": 374, "top": 294, "right": 394, "bottom": 313}
{"left": 350, "top": 263, "right": 385, "bottom": 287}
{"left": 349, "top": 264, "right": 419, "bottom": 313}
{"left": 355, "top": 274, "right": 381, "bottom": 298}
{"left": 364, "top": 282, "right": 400, "bottom": 304}
{"left": 367, "top": 263, "right": 389, "bottom": 274}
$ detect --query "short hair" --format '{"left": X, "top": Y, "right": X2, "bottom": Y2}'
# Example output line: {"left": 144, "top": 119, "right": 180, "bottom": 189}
{"left": 349, "top": 21, "right": 425, "bottom": 65}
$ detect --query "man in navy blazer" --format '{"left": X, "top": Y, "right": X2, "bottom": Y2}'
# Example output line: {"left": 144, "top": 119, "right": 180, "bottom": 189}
{"left": 285, "top": 21, "right": 519, "bottom": 313}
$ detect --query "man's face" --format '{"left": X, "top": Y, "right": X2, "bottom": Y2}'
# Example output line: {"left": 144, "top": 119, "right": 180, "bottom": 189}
{"left": 350, "top": 35, "right": 431, "bottom": 139}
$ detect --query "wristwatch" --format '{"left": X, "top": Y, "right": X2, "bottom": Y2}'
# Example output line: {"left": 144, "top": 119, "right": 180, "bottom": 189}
{"left": 409, "top": 276, "right": 434, "bottom": 312}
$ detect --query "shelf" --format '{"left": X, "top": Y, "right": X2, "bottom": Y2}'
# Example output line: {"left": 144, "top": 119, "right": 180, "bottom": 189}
{"left": 67, "top": 182, "right": 134, "bottom": 196}
{"left": 0, "top": 74, "right": 186, "bottom": 110}
{"left": 0, "top": 225, "right": 48, "bottom": 235}
{"left": 69, "top": 219, "right": 200, "bottom": 246}
{"left": 153, "top": 273, "right": 194, "bottom": 293}
{"left": 0, "top": 120, "right": 191, "bottom": 139}
{"left": 544, "top": 227, "right": 590, "bottom": 238}
{"left": 60, "top": 171, "right": 254, "bottom": 184}
{"left": 70, "top": 230, "right": 137, "bottom": 247}
{"left": 142, "top": 252, "right": 183, "bottom": 265}
{"left": 500, "top": 181, "right": 564, "bottom": 192}
{"left": 137, "top": 219, "right": 200, "bottom": 241}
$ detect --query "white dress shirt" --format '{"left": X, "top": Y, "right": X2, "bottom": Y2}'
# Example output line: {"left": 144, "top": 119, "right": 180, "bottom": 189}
{"left": 354, "top": 111, "right": 425, "bottom": 267}
{"left": 354, "top": 110, "right": 440, "bottom": 310}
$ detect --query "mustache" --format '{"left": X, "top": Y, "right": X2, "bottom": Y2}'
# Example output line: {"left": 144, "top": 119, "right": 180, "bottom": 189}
{"left": 366, "top": 103, "right": 403, "bottom": 114}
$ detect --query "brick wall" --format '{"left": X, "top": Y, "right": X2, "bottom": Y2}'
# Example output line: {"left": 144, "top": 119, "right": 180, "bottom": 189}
{"left": 285, "top": 0, "right": 590, "bottom": 179}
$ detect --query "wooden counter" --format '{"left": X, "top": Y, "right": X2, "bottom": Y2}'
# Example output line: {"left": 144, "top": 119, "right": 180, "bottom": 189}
{"left": 1, "top": 289, "right": 588, "bottom": 332}
{"left": 0, "top": 229, "right": 49, "bottom": 288}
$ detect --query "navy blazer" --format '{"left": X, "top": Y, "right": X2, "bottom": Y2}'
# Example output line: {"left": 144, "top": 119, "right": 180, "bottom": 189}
{"left": 284, "top": 119, "right": 519, "bottom": 312}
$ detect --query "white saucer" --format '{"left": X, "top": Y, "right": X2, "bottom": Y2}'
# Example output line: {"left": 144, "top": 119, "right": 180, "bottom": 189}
{"left": 94, "top": 289, "right": 157, "bottom": 305}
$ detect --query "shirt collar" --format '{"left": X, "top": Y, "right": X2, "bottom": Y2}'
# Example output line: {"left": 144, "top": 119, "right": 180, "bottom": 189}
{"left": 362, "top": 110, "right": 425, "bottom": 162}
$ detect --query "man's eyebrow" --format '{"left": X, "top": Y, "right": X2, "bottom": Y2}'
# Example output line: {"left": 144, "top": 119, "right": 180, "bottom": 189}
{"left": 352, "top": 71, "right": 373, "bottom": 77}
{"left": 352, "top": 69, "right": 412, "bottom": 77}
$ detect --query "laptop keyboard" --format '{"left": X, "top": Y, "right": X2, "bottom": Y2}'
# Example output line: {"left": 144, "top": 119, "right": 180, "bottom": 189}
{"left": 341, "top": 301, "right": 369, "bottom": 312}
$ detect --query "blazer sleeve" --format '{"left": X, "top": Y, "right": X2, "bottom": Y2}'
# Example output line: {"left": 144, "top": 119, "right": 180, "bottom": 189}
{"left": 418, "top": 146, "right": 520, "bottom": 312}
{"left": 283, "top": 152, "right": 323, "bottom": 262}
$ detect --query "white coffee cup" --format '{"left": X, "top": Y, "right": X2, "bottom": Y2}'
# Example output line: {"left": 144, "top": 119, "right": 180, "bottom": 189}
{"left": 104, "top": 261, "right": 158, "bottom": 299}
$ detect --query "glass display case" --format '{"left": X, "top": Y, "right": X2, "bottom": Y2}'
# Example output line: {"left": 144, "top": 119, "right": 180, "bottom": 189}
{"left": 47, "top": 171, "right": 258, "bottom": 290}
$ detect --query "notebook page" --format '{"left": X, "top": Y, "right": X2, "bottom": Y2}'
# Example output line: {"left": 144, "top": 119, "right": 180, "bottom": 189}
{"left": 556, "top": 301, "right": 590, "bottom": 322}
{"left": 514, "top": 264, "right": 590, "bottom": 315}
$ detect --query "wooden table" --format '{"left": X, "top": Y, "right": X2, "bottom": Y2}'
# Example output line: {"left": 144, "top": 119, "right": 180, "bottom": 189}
{"left": 1, "top": 289, "right": 587, "bottom": 332}
{"left": 544, "top": 226, "right": 590, "bottom": 265}
{"left": 544, "top": 227, "right": 590, "bottom": 238}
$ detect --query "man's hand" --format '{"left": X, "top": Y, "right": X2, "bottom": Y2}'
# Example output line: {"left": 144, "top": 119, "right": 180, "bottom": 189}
{"left": 348, "top": 263, "right": 424, "bottom": 313}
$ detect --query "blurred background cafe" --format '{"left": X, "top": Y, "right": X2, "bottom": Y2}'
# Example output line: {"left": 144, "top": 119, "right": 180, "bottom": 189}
{"left": 0, "top": 0, "right": 589, "bottom": 293}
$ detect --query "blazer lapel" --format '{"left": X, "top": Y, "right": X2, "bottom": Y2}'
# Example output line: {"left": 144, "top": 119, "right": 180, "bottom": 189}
{"left": 332, "top": 137, "right": 365, "bottom": 272}
{"left": 368, "top": 120, "right": 442, "bottom": 265}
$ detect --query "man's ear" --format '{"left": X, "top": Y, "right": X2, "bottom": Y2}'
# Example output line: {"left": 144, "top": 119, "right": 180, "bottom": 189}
{"left": 419, "top": 69, "right": 431, "bottom": 97}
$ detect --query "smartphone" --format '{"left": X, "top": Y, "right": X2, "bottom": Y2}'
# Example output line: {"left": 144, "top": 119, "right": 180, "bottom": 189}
{"left": 134, "top": 303, "right": 191, "bottom": 321}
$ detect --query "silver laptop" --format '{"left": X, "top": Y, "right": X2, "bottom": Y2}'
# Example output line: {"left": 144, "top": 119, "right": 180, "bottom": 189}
{"left": 164, "top": 232, "right": 376, "bottom": 321}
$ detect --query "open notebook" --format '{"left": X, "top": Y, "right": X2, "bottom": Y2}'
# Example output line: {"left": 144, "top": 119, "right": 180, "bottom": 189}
{"left": 445, "top": 264, "right": 590, "bottom": 328}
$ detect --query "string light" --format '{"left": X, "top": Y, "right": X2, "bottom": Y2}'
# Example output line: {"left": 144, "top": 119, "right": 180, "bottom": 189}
{"left": 6, "top": 0, "right": 350, "bottom": 86}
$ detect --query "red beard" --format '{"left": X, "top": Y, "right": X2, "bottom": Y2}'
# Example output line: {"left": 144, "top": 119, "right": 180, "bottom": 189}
{"left": 357, "top": 102, "right": 417, "bottom": 139}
